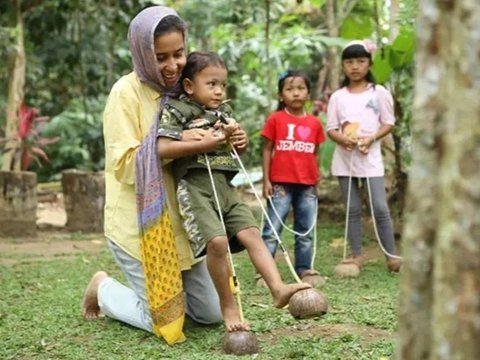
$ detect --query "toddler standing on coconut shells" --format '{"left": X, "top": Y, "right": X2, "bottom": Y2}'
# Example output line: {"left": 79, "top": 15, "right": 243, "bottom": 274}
{"left": 157, "top": 51, "right": 311, "bottom": 333}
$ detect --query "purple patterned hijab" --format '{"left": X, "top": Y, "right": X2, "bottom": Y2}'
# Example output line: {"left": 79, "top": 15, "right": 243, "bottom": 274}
{"left": 132, "top": 6, "right": 187, "bottom": 343}
{"left": 127, "top": 6, "right": 186, "bottom": 95}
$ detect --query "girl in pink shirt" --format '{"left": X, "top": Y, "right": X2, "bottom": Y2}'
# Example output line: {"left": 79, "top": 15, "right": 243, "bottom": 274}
{"left": 326, "top": 40, "right": 401, "bottom": 273}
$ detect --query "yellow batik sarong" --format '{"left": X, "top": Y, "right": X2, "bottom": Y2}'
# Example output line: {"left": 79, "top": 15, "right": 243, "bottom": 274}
{"left": 135, "top": 108, "right": 185, "bottom": 345}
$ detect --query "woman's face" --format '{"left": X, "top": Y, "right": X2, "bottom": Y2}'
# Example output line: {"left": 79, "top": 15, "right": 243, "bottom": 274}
{"left": 154, "top": 31, "right": 187, "bottom": 88}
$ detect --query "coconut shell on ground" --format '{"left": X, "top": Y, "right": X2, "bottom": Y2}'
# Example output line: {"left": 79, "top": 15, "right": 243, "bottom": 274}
{"left": 334, "top": 263, "right": 361, "bottom": 277}
{"left": 222, "top": 331, "right": 260, "bottom": 355}
{"left": 288, "top": 288, "right": 328, "bottom": 319}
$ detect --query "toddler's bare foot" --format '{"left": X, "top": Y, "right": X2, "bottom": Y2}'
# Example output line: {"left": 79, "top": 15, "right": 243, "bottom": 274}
{"left": 81, "top": 271, "right": 108, "bottom": 320}
{"left": 273, "top": 283, "right": 312, "bottom": 309}
{"left": 222, "top": 302, "right": 250, "bottom": 332}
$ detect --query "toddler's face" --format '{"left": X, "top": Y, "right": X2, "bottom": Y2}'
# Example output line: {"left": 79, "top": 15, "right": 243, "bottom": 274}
{"left": 184, "top": 65, "right": 227, "bottom": 109}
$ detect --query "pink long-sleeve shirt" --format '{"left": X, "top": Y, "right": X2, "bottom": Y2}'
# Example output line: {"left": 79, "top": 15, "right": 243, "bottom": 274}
{"left": 326, "top": 84, "right": 395, "bottom": 177}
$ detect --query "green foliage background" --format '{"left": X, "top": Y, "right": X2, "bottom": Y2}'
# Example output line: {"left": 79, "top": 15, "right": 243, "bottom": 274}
{"left": 0, "top": 0, "right": 417, "bottom": 180}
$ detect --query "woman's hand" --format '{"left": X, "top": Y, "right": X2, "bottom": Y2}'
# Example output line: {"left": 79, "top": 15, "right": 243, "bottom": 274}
{"left": 200, "top": 128, "right": 226, "bottom": 152}
{"left": 182, "top": 128, "right": 209, "bottom": 141}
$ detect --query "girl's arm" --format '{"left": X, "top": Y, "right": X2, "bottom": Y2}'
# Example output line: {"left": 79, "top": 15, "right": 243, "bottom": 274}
{"left": 369, "top": 124, "right": 393, "bottom": 143}
{"left": 326, "top": 92, "right": 356, "bottom": 152}
{"left": 357, "top": 86, "right": 395, "bottom": 153}
{"left": 262, "top": 139, "right": 274, "bottom": 198}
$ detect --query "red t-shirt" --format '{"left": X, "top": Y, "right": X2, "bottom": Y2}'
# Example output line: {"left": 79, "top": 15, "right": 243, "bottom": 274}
{"left": 261, "top": 110, "right": 326, "bottom": 185}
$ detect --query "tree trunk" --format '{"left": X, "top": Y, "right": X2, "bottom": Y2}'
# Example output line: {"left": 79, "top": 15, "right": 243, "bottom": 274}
{"left": 325, "top": 0, "right": 340, "bottom": 91}
{"left": 389, "top": 0, "right": 400, "bottom": 42}
{"left": 321, "top": 0, "right": 360, "bottom": 93}
{"left": 0, "top": 171, "right": 37, "bottom": 237}
{"left": 397, "top": 1, "right": 480, "bottom": 359}
{"left": 62, "top": 170, "right": 105, "bottom": 233}
{"left": 2, "top": 0, "right": 25, "bottom": 172}
{"left": 265, "top": 0, "right": 272, "bottom": 110}
{"left": 389, "top": 97, "right": 408, "bottom": 225}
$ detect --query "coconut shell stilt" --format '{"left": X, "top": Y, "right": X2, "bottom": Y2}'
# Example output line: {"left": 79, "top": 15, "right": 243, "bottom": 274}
{"left": 288, "top": 288, "right": 328, "bottom": 319}
{"left": 222, "top": 331, "right": 260, "bottom": 355}
{"left": 334, "top": 263, "right": 361, "bottom": 278}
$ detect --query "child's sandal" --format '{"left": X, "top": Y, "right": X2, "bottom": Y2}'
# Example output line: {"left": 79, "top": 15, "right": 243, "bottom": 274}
{"left": 300, "top": 269, "right": 326, "bottom": 287}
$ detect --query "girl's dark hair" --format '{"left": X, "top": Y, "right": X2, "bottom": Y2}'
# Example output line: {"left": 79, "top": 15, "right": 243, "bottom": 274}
{"left": 340, "top": 44, "right": 376, "bottom": 87}
{"left": 181, "top": 51, "right": 227, "bottom": 82}
{"left": 276, "top": 70, "right": 311, "bottom": 111}
{"left": 154, "top": 15, "right": 187, "bottom": 38}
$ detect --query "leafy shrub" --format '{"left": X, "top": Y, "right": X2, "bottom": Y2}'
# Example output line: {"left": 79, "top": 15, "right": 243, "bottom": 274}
{"left": 1, "top": 103, "right": 59, "bottom": 171}
{"left": 32, "top": 97, "right": 105, "bottom": 181}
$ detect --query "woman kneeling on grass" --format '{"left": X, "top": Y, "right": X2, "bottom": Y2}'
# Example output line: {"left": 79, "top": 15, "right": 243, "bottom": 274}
{"left": 81, "top": 5, "right": 308, "bottom": 344}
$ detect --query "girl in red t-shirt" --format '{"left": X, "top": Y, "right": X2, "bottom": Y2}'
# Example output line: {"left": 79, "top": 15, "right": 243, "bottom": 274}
{"left": 258, "top": 70, "right": 326, "bottom": 287}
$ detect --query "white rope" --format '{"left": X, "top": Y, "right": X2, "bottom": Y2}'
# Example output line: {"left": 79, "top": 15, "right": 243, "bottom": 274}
{"left": 204, "top": 153, "right": 244, "bottom": 320}
{"left": 365, "top": 176, "right": 403, "bottom": 260}
{"left": 266, "top": 196, "right": 317, "bottom": 237}
{"left": 230, "top": 146, "right": 302, "bottom": 283}
{"left": 311, "top": 216, "right": 318, "bottom": 269}
{"left": 343, "top": 153, "right": 354, "bottom": 261}
{"left": 342, "top": 143, "right": 403, "bottom": 261}
{"left": 263, "top": 195, "right": 319, "bottom": 269}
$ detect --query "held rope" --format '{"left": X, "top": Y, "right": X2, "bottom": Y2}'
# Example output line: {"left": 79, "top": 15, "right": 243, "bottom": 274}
{"left": 230, "top": 146, "right": 302, "bottom": 283}
{"left": 204, "top": 153, "right": 244, "bottom": 321}
{"left": 262, "top": 196, "right": 319, "bottom": 269}
{"left": 343, "top": 144, "right": 403, "bottom": 261}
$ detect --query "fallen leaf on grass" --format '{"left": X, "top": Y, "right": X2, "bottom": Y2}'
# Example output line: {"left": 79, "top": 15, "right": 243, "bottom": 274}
{"left": 251, "top": 303, "right": 269, "bottom": 308}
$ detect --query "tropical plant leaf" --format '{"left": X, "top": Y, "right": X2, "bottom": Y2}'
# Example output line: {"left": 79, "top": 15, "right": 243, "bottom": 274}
{"left": 29, "top": 146, "right": 49, "bottom": 161}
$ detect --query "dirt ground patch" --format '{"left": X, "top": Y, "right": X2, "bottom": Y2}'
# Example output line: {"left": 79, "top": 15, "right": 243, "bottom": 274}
{"left": 0, "top": 235, "right": 106, "bottom": 265}
{"left": 0, "top": 192, "right": 107, "bottom": 266}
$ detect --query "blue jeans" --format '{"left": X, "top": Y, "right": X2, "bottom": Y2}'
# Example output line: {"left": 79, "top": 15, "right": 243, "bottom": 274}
{"left": 261, "top": 183, "right": 317, "bottom": 276}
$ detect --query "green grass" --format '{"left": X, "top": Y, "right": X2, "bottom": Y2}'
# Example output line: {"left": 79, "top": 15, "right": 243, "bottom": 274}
{"left": 0, "top": 225, "right": 399, "bottom": 360}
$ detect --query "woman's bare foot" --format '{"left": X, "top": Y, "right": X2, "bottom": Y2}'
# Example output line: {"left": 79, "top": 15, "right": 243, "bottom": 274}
{"left": 81, "top": 271, "right": 108, "bottom": 320}
{"left": 272, "top": 283, "right": 312, "bottom": 309}
{"left": 222, "top": 302, "right": 250, "bottom": 332}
